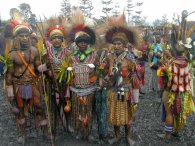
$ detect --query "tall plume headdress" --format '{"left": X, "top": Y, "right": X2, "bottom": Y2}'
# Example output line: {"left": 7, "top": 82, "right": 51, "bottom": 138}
{"left": 105, "top": 13, "right": 140, "bottom": 47}
{"left": 68, "top": 9, "right": 96, "bottom": 45}
{"left": 44, "top": 16, "right": 68, "bottom": 39}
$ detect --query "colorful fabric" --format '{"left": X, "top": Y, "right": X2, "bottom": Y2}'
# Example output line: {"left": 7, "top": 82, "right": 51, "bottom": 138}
{"left": 96, "top": 88, "right": 108, "bottom": 136}
{"left": 14, "top": 83, "right": 40, "bottom": 109}
{"left": 46, "top": 41, "right": 67, "bottom": 65}
{"left": 108, "top": 89, "right": 130, "bottom": 125}
{"left": 168, "top": 62, "right": 191, "bottom": 92}
{"left": 70, "top": 92, "right": 95, "bottom": 139}
{"left": 167, "top": 91, "right": 195, "bottom": 131}
{"left": 69, "top": 46, "right": 96, "bottom": 138}
{"left": 152, "top": 43, "right": 163, "bottom": 64}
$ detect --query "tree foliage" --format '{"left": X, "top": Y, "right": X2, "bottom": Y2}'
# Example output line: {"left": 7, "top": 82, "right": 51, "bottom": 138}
{"left": 126, "top": 0, "right": 134, "bottom": 23}
{"left": 153, "top": 15, "right": 168, "bottom": 27}
{"left": 19, "top": 3, "right": 31, "bottom": 22}
{"left": 16, "top": 3, "right": 37, "bottom": 31}
{"left": 79, "top": 0, "right": 93, "bottom": 18}
{"left": 60, "top": 0, "right": 71, "bottom": 20}
{"left": 101, "top": 0, "right": 113, "bottom": 17}
{"left": 113, "top": 1, "right": 120, "bottom": 17}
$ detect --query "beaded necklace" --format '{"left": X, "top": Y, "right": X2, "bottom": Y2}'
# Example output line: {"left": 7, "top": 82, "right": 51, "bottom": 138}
{"left": 53, "top": 47, "right": 63, "bottom": 65}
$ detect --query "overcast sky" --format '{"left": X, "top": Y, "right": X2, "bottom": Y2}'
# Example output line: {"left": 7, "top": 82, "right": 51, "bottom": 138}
{"left": 0, "top": 0, "right": 195, "bottom": 22}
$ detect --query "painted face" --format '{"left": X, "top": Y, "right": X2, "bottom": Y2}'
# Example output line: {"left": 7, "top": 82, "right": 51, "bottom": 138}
{"left": 77, "top": 40, "right": 88, "bottom": 52}
{"left": 113, "top": 40, "right": 125, "bottom": 55}
{"left": 51, "top": 35, "right": 63, "bottom": 48}
{"left": 18, "top": 32, "right": 30, "bottom": 48}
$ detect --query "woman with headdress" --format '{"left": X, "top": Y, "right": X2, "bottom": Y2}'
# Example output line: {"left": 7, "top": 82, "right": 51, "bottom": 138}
{"left": 158, "top": 13, "right": 195, "bottom": 139}
{"left": 105, "top": 13, "right": 139, "bottom": 145}
{"left": 67, "top": 9, "right": 97, "bottom": 140}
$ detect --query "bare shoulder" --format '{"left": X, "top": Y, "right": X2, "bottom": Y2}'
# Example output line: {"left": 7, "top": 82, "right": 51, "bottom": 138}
{"left": 30, "top": 46, "right": 39, "bottom": 55}
{"left": 30, "top": 46, "right": 39, "bottom": 52}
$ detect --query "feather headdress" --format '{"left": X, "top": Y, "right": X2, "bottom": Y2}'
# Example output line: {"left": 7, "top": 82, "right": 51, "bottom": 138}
{"left": 4, "top": 9, "right": 31, "bottom": 55}
{"left": 44, "top": 16, "right": 68, "bottom": 38}
{"left": 68, "top": 9, "right": 96, "bottom": 45}
{"left": 105, "top": 13, "right": 140, "bottom": 47}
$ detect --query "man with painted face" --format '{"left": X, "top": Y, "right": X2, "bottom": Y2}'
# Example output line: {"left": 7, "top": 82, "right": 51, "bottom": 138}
{"left": 105, "top": 14, "right": 139, "bottom": 145}
{"left": 46, "top": 23, "right": 69, "bottom": 66}
{"left": 44, "top": 19, "right": 73, "bottom": 134}
{"left": 5, "top": 21, "right": 50, "bottom": 139}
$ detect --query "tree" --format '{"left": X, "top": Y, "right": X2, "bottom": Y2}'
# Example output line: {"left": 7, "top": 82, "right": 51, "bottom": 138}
{"left": 126, "top": 0, "right": 134, "bottom": 23}
{"left": 19, "top": 3, "right": 32, "bottom": 22}
{"left": 60, "top": 0, "right": 71, "bottom": 20}
{"left": 132, "top": 15, "right": 141, "bottom": 25}
{"left": 28, "top": 13, "right": 37, "bottom": 31}
{"left": 79, "top": 0, "right": 93, "bottom": 18}
{"left": 88, "top": 0, "right": 94, "bottom": 18}
{"left": 161, "top": 14, "right": 168, "bottom": 26}
{"left": 128, "top": 1, "right": 144, "bottom": 25}
{"left": 18, "top": 3, "right": 37, "bottom": 31}
{"left": 113, "top": 1, "right": 120, "bottom": 17}
{"left": 101, "top": 0, "right": 113, "bottom": 17}
{"left": 153, "top": 15, "right": 168, "bottom": 27}
{"left": 133, "top": 1, "right": 144, "bottom": 25}
{"left": 153, "top": 19, "right": 161, "bottom": 27}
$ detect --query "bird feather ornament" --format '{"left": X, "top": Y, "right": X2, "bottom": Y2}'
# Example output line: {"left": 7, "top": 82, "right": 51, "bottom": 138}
{"left": 70, "top": 8, "right": 85, "bottom": 26}
{"left": 43, "top": 15, "right": 69, "bottom": 38}
{"left": 106, "top": 12, "right": 127, "bottom": 28}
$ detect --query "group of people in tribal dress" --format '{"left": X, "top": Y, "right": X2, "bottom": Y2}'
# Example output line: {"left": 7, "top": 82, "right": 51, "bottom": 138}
{"left": 1, "top": 9, "right": 195, "bottom": 145}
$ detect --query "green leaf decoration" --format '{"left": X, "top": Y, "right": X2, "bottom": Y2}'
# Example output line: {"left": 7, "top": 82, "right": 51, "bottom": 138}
{"left": 80, "top": 54, "right": 86, "bottom": 61}
{"left": 0, "top": 54, "right": 13, "bottom": 74}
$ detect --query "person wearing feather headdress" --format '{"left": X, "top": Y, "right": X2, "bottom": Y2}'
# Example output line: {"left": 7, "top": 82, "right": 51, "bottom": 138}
{"left": 158, "top": 11, "right": 195, "bottom": 139}
{"left": 4, "top": 19, "right": 51, "bottom": 139}
{"left": 43, "top": 16, "right": 73, "bottom": 134}
{"left": 105, "top": 13, "right": 139, "bottom": 145}
{"left": 66, "top": 9, "right": 98, "bottom": 140}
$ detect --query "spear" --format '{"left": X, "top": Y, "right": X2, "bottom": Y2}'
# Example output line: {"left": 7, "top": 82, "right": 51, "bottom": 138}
{"left": 35, "top": 17, "right": 56, "bottom": 146}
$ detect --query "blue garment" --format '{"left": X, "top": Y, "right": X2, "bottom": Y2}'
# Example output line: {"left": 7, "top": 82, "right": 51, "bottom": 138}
{"left": 152, "top": 43, "right": 163, "bottom": 64}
